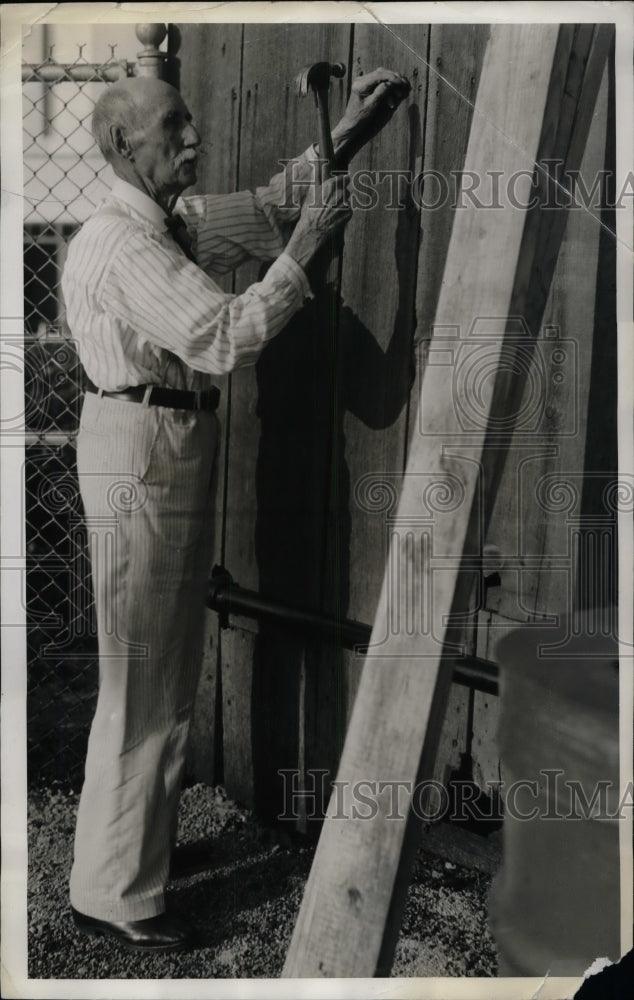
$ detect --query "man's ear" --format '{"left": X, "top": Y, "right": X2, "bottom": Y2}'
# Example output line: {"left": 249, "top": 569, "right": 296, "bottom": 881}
{"left": 110, "top": 125, "right": 133, "bottom": 159}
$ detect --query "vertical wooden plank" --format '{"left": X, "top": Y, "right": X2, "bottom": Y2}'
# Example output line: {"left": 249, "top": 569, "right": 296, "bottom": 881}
{"left": 186, "top": 615, "right": 218, "bottom": 785}
{"left": 221, "top": 622, "right": 256, "bottom": 804}
{"left": 222, "top": 23, "right": 350, "bottom": 815}
{"left": 578, "top": 49, "right": 617, "bottom": 616}
{"left": 299, "top": 23, "right": 431, "bottom": 822}
{"left": 220, "top": 617, "right": 316, "bottom": 812}
{"left": 431, "top": 684, "right": 470, "bottom": 788}
{"left": 473, "top": 609, "right": 516, "bottom": 791}
{"left": 472, "top": 695, "right": 501, "bottom": 790}
{"left": 335, "top": 23, "right": 429, "bottom": 715}
{"left": 484, "top": 65, "right": 609, "bottom": 627}
{"left": 177, "top": 23, "right": 243, "bottom": 783}
{"left": 177, "top": 24, "right": 243, "bottom": 203}
{"left": 412, "top": 24, "right": 490, "bottom": 360}
{"left": 230, "top": 22, "right": 348, "bottom": 596}
{"left": 340, "top": 23, "right": 431, "bottom": 587}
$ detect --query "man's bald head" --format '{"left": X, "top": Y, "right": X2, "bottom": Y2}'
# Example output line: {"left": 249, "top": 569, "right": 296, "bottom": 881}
{"left": 92, "top": 77, "right": 182, "bottom": 163}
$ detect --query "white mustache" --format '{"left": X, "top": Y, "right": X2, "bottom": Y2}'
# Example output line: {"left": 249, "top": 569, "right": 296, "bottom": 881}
{"left": 175, "top": 148, "right": 203, "bottom": 168}
{"left": 176, "top": 142, "right": 211, "bottom": 165}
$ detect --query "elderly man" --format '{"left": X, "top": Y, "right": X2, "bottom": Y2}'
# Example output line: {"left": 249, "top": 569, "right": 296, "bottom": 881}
{"left": 62, "top": 67, "right": 410, "bottom": 951}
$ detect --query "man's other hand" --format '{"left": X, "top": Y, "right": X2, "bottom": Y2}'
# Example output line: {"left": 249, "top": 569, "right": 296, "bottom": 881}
{"left": 285, "top": 173, "right": 352, "bottom": 272}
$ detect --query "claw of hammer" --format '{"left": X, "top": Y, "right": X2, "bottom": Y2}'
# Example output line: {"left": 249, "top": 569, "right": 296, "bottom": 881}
{"left": 295, "top": 61, "right": 346, "bottom": 181}
{"left": 295, "top": 60, "right": 346, "bottom": 100}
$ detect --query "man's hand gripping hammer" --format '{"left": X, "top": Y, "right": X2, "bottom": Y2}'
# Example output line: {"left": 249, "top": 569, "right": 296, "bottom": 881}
{"left": 295, "top": 61, "right": 346, "bottom": 182}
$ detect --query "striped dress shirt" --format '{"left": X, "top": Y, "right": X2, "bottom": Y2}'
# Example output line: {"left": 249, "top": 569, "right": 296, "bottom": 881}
{"left": 62, "top": 149, "right": 319, "bottom": 391}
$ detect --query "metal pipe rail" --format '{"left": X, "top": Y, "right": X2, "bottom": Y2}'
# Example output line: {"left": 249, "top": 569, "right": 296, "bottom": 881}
{"left": 22, "top": 22, "right": 172, "bottom": 84}
{"left": 207, "top": 567, "right": 499, "bottom": 696}
{"left": 22, "top": 63, "right": 130, "bottom": 83}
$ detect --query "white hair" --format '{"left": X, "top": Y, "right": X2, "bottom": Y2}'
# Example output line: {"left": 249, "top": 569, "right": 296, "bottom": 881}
{"left": 91, "top": 84, "right": 143, "bottom": 163}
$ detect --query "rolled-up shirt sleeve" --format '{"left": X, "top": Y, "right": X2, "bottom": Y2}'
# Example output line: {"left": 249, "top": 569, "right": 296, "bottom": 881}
{"left": 179, "top": 146, "right": 320, "bottom": 276}
{"left": 100, "top": 226, "right": 313, "bottom": 375}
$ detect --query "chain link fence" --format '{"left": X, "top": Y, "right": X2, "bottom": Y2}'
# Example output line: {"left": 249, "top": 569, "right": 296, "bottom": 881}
{"left": 23, "top": 51, "right": 130, "bottom": 788}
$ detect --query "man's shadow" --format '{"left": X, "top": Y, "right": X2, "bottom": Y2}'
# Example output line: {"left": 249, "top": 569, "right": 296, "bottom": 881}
{"left": 251, "top": 108, "right": 422, "bottom": 824}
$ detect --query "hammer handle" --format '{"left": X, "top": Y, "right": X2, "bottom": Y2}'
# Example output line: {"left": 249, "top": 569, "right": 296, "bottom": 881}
{"left": 315, "top": 89, "right": 335, "bottom": 182}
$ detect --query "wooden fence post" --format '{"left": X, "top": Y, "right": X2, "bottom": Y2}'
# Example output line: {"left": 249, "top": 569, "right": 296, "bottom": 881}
{"left": 221, "top": 23, "right": 350, "bottom": 816}
{"left": 177, "top": 23, "right": 244, "bottom": 784}
{"left": 134, "top": 24, "right": 168, "bottom": 78}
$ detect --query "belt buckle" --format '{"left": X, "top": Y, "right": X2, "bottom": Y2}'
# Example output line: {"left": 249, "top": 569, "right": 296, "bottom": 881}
{"left": 193, "top": 389, "right": 202, "bottom": 411}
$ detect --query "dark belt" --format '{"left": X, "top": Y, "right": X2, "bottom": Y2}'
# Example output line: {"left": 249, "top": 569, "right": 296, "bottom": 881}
{"left": 86, "top": 381, "right": 220, "bottom": 412}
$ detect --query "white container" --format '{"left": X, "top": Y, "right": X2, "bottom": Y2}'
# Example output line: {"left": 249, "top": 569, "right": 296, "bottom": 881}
{"left": 489, "top": 617, "right": 620, "bottom": 976}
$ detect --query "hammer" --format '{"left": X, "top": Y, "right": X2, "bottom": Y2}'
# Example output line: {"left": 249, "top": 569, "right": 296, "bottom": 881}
{"left": 295, "top": 61, "right": 346, "bottom": 182}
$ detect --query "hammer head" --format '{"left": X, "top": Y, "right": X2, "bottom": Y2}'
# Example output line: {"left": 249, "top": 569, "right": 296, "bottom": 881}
{"left": 295, "top": 61, "right": 346, "bottom": 97}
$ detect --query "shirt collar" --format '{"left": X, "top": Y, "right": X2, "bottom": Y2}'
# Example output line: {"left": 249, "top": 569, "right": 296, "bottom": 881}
{"left": 109, "top": 177, "right": 169, "bottom": 230}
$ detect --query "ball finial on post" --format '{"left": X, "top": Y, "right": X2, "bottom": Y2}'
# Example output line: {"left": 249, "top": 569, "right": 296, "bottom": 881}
{"left": 135, "top": 23, "right": 168, "bottom": 78}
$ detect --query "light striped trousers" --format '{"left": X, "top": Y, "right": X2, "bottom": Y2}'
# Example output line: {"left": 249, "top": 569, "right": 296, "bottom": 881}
{"left": 70, "top": 392, "right": 218, "bottom": 921}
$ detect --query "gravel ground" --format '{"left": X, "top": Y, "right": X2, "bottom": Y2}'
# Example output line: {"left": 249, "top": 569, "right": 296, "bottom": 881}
{"left": 28, "top": 783, "right": 498, "bottom": 979}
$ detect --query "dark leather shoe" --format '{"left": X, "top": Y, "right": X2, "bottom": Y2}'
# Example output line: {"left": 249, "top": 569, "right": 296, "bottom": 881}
{"left": 71, "top": 906, "right": 195, "bottom": 952}
{"left": 169, "top": 840, "right": 215, "bottom": 878}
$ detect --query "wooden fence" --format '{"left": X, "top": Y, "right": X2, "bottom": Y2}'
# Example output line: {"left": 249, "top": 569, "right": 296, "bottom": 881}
{"left": 176, "top": 22, "right": 616, "bottom": 824}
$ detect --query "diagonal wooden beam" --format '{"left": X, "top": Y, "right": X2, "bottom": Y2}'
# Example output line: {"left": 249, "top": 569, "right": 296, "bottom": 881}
{"left": 282, "top": 23, "right": 611, "bottom": 979}
{"left": 482, "top": 23, "right": 614, "bottom": 503}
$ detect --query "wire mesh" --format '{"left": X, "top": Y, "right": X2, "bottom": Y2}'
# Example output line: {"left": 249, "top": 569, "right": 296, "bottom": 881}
{"left": 23, "top": 53, "right": 127, "bottom": 789}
